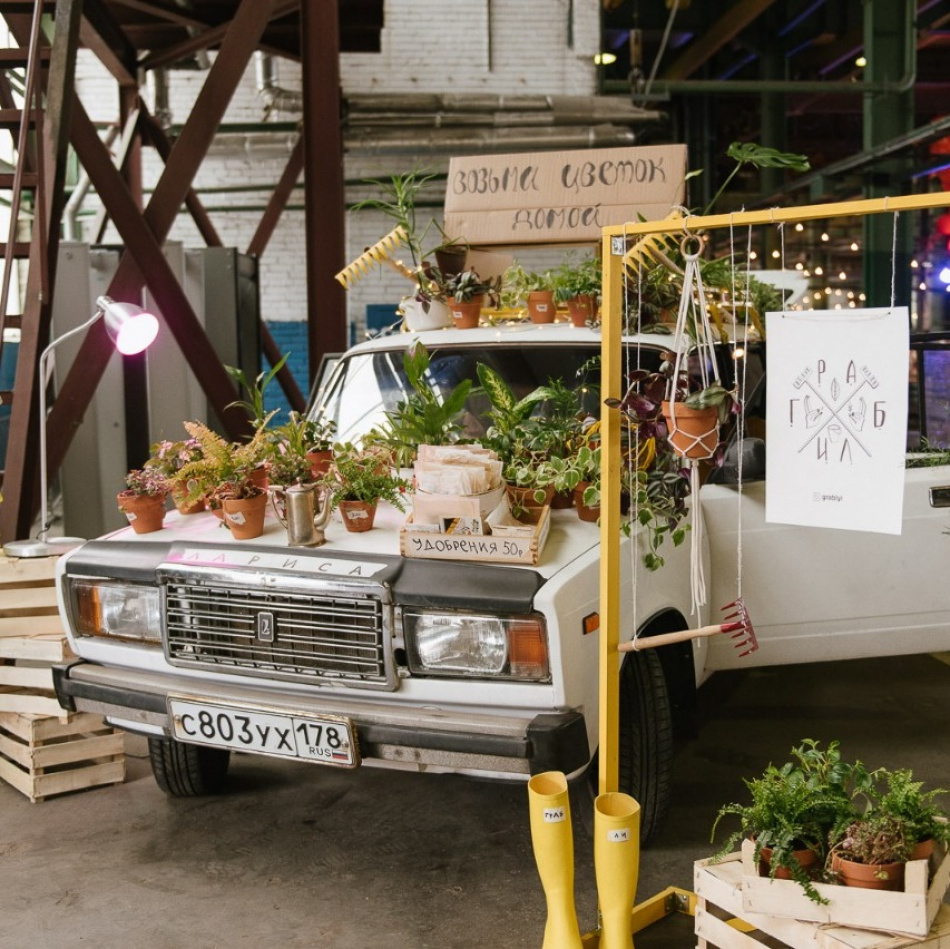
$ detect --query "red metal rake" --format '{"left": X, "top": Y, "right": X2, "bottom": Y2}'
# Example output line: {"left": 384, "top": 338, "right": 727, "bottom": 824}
{"left": 617, "top": 596, "right": 758, "bottom": 656}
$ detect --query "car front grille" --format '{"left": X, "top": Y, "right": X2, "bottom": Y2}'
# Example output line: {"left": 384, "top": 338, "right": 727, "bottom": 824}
{"left": 162, "top": 576, "right": 393, "bottom": 689}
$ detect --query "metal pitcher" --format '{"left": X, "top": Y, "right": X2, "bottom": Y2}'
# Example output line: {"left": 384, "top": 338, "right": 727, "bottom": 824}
{"left": 271, "top": 483, "right": 333, "bottom": 547}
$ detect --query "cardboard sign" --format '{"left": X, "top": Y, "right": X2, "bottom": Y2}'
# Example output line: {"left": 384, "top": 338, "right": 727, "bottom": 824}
{"left": 442, "top": 144, "right": 687, "bottom": 245}
{"left": 765, "top": 307, "right": 909, "bottom": 534}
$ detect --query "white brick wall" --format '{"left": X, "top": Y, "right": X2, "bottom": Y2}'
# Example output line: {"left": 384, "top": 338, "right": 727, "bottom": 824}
{"left": 73, "top": 0, "right": 602, "bottom": 337}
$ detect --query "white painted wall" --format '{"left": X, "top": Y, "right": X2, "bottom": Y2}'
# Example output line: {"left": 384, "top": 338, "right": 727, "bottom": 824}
{"left": 72, "top": 0, "right": 601, "bottom": 336}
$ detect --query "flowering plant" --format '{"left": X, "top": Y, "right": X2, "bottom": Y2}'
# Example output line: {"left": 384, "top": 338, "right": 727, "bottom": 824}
{"left": 146, "top": 438, "right": 203, "bottom": 478}
{"left": 122, "top": 467, "right": 169, "bottom": 498}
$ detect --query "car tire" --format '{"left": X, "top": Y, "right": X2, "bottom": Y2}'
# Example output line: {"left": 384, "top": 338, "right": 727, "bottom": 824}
{"left": 148, "top": 736, "right": 231, "bottom": 797}
{"left": 617, "top": 647, "right": 674, "bottom": 845}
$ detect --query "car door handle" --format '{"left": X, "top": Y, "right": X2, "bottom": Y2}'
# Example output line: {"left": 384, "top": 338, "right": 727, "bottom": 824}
{"left": 930, "top": 486, "right": 950, "bottom": 508}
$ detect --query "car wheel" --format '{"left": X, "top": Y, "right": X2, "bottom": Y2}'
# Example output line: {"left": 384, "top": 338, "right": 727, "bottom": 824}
{"left": 148, "top": 736, "right": 231, "bottom": 797}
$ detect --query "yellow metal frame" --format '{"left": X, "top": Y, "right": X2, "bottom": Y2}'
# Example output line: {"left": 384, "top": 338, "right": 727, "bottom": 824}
{"left": 596, "top": 187, "right": 950, "bottom": 798}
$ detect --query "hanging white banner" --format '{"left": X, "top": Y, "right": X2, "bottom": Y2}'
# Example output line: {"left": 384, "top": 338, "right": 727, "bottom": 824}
{"left": 765, "top": 307, "right": 909, "bottom": 534}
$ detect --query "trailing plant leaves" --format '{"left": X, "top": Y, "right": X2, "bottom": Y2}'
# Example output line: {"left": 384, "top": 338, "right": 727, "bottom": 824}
{"left": 725, "top": 142, "right": 811, "bottom": 172}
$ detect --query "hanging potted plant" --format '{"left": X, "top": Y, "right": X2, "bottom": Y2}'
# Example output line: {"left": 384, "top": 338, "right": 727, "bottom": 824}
{"left": 443, "top": 268, "right": 500, "bottom": 329}
{"left": 553, "top": 253, "right": 601, "bottom": 326}
{"left": 117, "top": 467, "right": 169, "bottom": 534}
{"left": 326, "top": 441, "right": 410, "bottom": 532}
{"left": 146, "top": 437, "right": 204, "bottom": 514}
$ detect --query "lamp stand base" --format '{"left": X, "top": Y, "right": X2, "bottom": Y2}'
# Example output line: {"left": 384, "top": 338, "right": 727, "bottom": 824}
{"left": 3, "top": 537, "right": 86, "bottom": 558}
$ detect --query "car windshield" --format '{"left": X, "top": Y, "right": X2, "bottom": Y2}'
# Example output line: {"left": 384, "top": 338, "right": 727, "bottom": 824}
{"left": 313, "top": 343, "right": 667, "bottom": 443}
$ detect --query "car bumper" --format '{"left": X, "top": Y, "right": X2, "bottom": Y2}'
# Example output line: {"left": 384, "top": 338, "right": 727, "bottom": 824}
{"left": 54, "top": 660, "right": 590, "bottom": 779}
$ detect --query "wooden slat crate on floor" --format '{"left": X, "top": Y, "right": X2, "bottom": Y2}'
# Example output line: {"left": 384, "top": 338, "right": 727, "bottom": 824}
{"left": 0, "top": 555, "right": 126, "bottom": 800}
{"left": 0, "top": 710, "right": 126, "bottom": 802}
{"left": 695, "top": 854, "right": 950, "bottom": 949}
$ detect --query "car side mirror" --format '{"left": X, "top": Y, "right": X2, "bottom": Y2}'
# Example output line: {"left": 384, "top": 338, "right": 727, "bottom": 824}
{"left": 720, "top": 437, "right": 766, "bottom": 483}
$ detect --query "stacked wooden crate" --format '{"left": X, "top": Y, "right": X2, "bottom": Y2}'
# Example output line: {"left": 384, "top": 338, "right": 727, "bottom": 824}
{"left": 0, "top": 554, "right": 126, "bottom": 802}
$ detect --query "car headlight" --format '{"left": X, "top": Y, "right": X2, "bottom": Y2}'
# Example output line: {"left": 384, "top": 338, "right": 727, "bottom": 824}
{"left": 404, "top": 609, "right": 549, "bottom": 680}
{"left": 69, "top": 579, "right": 162, "bottom": 644}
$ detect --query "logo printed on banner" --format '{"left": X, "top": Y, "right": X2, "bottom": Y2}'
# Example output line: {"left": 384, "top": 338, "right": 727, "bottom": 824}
{"left": 766, "top": 307, "right": 909, "bottom": 534}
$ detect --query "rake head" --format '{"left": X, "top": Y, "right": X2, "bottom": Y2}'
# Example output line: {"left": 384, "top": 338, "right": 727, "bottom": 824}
{"left": 720, "top": 596, "right": 758, "bottom": 657}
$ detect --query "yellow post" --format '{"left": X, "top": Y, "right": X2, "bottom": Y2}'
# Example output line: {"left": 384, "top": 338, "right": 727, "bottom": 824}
{"left": 598, "top": 230, "right": 624, "bottom": 798}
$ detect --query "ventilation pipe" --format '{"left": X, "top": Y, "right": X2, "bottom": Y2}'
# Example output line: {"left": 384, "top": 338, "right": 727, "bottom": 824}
{"left": 148, "top": 67, "right": 172, "bottom": 130}
{"left": 255, "top": 52, "right": 303, "bottom": 118}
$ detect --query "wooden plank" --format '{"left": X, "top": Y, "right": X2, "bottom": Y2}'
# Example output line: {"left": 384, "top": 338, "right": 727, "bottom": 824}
{"left": 0, "top": 663, "right": 53, "bottom": 690}
{"left": 0, "top": 710, "right": 101, "bottom": 741}
{"left": 0, "top": 688, "right": 65, "bottom": 716}
{"left": 30, "top": 758, "right": 125, "bottom": 800}
{"left": 695, "top": 909, "right": 772, "bottom": 949}
{"left": 0, "top": 585, "right": 59, "bottom": 616}
{"left": 0, "top": 553, "right": 59, "bottom": 585}
{"left": 32, "top": 731, "right": 125, "bottom": 769}
{"left": 0, "top": 630, "right": 70, "bottom": 662}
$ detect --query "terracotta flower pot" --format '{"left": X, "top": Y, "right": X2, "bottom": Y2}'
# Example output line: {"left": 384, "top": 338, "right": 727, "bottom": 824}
{"left": 338, "top": 499, "right": 377, "bottom": 532}
{"left": 831, "top": 851, "right": 905, "bottom": 891}
{"left": 758, "top": 842, "right": 821, "bottom": 881}
{"left": 117, "top": 492, "right": 167, "bottom": 534}
{"left": 222, "top": 492, "right": 268, "bottom": 540}
{"left": 171, "top": 484, "right": 204, "bottom": 516}
{"left": 526, "top": 290, "right": 556, "bottom": 324}
{"left": 248, "top": 465, "right": 269, "bottom": 491}
{"left": 435, "top": 246, "right": 467, "bottom": 279}
{"left": 449, "top": 294, "right": 484, "bottom": 329}
{"left": 550, "top": 488, "right": 574, "bottom": 510}
{"left": 567, "top": 294, "right": 597, "bottom": 327}
{"left": 506, "top": 483, "right": 554, "bottom": 512}
{"left": 574, "top": 481, "right": 600, "bottom": 522}
{"left": 307, "top": 449, "right": 333, "bottom": 479}
{"left": 661, "top": 400, "right": 720, "bottom": 460}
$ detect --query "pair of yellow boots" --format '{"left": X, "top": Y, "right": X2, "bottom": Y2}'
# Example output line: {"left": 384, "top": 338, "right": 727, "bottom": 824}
{"left": 528, "top": 771, "right": 640, "bottom": 949}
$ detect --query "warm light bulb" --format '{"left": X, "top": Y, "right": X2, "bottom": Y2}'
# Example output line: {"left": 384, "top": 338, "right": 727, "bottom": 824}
{"left": 771, "top": 249, "right": 780, "bottom": 259}
{"left": 911, "top": 259, "right": 919, "bottom": 268}
{"left": 115, "top": 313, "right": 160, "bottom": 355}
{"left": 919, "top": 282, "right": 927, "bottom": 291}
{"left": 838, "top": 271, "right": 847, "bottom": 280}
{"left": 855, "top": 56, "right": 867, "bottom": 68}
{"left": 749, "top": 250, "right": 758, "bottom": 260}
{"left": 594, "top": 52, "right": 617, "bottom": 65}
{"left": 795, "top": 262, "right": 804, "bottom": 270}
{"left": 850, "top": 242, "right": 859, "bottom": 251}
{"left": 821, "top": 232, "right": 830, "bottom": 242}
{"left": 794, "top": 223, "right": 804, "bottom": 232}
{"left": 940, "top": 267, "right": 950, "bottom": 284}
{"left": 814, "top": 266, "right": 823, "bottom": 275}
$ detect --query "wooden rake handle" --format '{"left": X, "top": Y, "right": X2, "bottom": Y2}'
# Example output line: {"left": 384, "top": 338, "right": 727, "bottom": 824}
{"left": 617, "top": 623, "right": 739, "bottom": 651}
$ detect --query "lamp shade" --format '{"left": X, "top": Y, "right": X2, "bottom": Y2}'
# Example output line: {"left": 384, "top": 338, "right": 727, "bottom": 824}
{"left": 96, "top": 296, "right": 160, "bottom": 355}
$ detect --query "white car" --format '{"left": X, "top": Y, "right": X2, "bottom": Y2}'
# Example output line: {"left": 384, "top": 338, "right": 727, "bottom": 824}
{"left": 53, "top": 323, "right": 950, "bottom": 843}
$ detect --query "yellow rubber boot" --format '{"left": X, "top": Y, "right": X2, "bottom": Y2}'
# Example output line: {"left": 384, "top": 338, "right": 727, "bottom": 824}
{"left": 594, "top": 792, "right": 640, "bottom": 949}
{"left": 527, "top": 771, "right": 584, "bottom": 949}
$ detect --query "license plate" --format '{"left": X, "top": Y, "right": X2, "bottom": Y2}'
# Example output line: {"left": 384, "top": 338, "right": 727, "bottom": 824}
{"left": 167, "top": 696, "right": 359, "bottom": 768}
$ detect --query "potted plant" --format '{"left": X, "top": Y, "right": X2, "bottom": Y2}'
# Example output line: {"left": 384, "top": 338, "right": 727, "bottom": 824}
{"left": 117, "top": 467, "right": 169, "bottom": 534}
{"left": 225, "top": 353, "right": 288, "bottom": 433}
{"left": 501, "top": 262, "right": 557, "bottom": 324}
{"left": 365, "top": 342, "right": 472, "bottom": 469}
{"left": 829, "top": 767, "right": 950, "bottom": 890}
{"left": 711, "top": 740, "right": 869, "bottom": 905}
{"left": 146, "top": 437, "right": 204, "bottom": 514}
{"left": 173, "top": 421, "right": 271, "bottom": 537}
{"left": 352, "top": 172, "right": 453, "bottom": 331}
{"left": 553, "top": 254, "right": 601, "bottom": 326}
{"left": 326, "top": 441, "right": 410, "bottom": 532}
{"left": 443, "top": 269, "right": 500, "bottom": 329}
{"left": 269, "top": 411, "right": 336, "bottom": 480}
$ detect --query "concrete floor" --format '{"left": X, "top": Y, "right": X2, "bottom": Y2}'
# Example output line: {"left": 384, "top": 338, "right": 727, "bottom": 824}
{"left": 2, "top": 652, "right": 950, "bottom": 948}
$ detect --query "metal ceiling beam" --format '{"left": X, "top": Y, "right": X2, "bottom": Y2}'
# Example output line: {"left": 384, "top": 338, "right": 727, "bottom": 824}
{"left": 661, "top": 0, "right": 778, "bottom": 80}
{"left": 301, "top": 0, "right": 346, "bottom": 381}
{"left": 139, "top": 0, "right": 298, "bottom": 71}
{"left": 66, "top": 98, "right": 250, "bottom": 448}
{"left": 79, "top": 0, "right": 139, "bottom": 86}
{"left": 0, "top": 0, "right": 82, "bottom": 543}
{"left": 45, "top": 0, "right": 276, "bottom": 474}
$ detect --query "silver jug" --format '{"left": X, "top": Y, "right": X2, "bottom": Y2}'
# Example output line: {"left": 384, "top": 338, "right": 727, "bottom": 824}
{"left": 271, "top": 483, "right": 334, "bottom": 547}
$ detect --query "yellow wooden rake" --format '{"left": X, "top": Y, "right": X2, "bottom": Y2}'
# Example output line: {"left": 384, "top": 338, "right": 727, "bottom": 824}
{"left": 334, "top": 226, "right": 416, "bottom": 289}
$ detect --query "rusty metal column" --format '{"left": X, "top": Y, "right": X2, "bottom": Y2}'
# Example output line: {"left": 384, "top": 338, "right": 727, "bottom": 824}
{"left": 301, "top": 0, "right": 347, "bottom": 384}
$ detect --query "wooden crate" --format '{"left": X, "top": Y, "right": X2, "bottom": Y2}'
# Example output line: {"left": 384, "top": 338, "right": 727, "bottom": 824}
{"left": 0, "top": 710, "right": 126, "bottom": 802}
{"left": 400, "top": 504, "right": 551, "bottom": 565}
{"left": 0, "top": 553, "right": 74, "bottom": 717}
{"left": 696, "top": 851, "right": 950, "bottom": 948}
